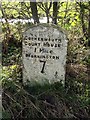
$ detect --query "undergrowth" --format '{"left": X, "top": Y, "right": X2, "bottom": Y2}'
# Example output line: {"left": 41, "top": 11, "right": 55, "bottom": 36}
{"left": 1, "top": 28, "right": 90, "bottom": 119}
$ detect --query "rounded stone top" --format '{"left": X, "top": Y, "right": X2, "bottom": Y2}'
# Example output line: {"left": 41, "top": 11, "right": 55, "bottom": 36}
{"left": 24, "top": 23, "right": 67, "bottom": 37}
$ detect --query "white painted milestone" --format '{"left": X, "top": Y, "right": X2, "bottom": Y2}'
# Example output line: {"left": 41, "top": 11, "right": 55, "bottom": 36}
{"left": 23, "top": 24, "right": 68, "bottom": 85}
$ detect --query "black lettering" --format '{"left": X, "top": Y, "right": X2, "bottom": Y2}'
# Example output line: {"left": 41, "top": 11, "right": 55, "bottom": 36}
{"left": 51, "top": 43, "right": 54, "bottom": 47}
{"left": 55, "top": 39, "right": 57, "bottom": 41}
{"left": 35, "top": 35, "right": 37, "bottom": 38}
{"left": 55, "top": 44, "right": 57, "bottom": 47}
{"left": 41, "top": 38, "right": 43, "bottom": 41}
{"left": 53, "top": 56, "right": 55, "bottom": 59}
{"left": 58, "top": 39, "right": 61, "bottom": 43}
{"left": 50, "top": 50, "right": 53, "bottom": 54}
{"left": 30, "top": 33, "right": 33, "bottom": 36}
{"left": 26, "top": 54, "right": 30, "bottom": 57}
{"left": 32, "top": 43, "right": 37, "bottom": 46}
{"left": 50, "top": 56, "right": 52, "bottom": 59}
{"left": 39, "top": 48, "right": 48, "bottom": 53}
{"left": 34, "top": 55, "right": 36, "bottom": 58}
{"left": 58, "top": 44, "right": 61, "bottom": 47}
{"left": 24, "top": 41, "right": 28, "bottom": 45}
{"left": 28, "top": 43, "right": 31, "bottom": 46}
{"left": 40, "top": 60, "right": 46, "bottom": 73}
{"left": 39, "top": 48, "right": 43, "bottom": 53}
{"left": 24, "top": 36, "right": 28, "bottom": 40}
{"left": 52, "top": 39, "right": 54, "bottom": 42}
{"left": 56, "top": 56, "right": 59, "bottom": 59}
{"left": 31, "top": 55, "right": 34, "bottom": 58}
{"left": 43, "top": 42, "right": 50, "bottom": 47}
{"left": 29, "top": 37, "right": 31, "bottom": 40}
{"left": 37, "top": 56, "right": 40, "bottom": 58}
{"left": 34, "top": 48, "right": 37, "bottom": 52}
{"left": 55, "top": 71, "right": 58, "bottom": 78}
{"left": 38, "top": 38, "right": 40, "bottom": 41}
{"left": 43, "top": 55, "right": 45, "bottom": 58}
{"left": 35, "top": 43, "right": 37, "bottom": 46}
{"left": 38, "top": 43, "right": 40, "bottom": 46}
{"left": 41, "top": 55, "right": 45, "bottom": 58}
{"left": 45, "top": 38, "right": 47, "bottom": 41}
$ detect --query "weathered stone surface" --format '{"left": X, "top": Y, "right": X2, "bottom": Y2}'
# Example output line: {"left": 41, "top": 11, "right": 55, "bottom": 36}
{"left": 23, "top": 24, "right": 68, "bottom": 85}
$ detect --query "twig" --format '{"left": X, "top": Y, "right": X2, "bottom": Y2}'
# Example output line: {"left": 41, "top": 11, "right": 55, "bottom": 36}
{"left": 15, "top": 107, "right": 27, "bottom": 119}
{"left": 43, "top": 101, "right": 55, "bottom": 108}
{"left": 14, "top": 83, "right": 36, "bottom": 100}
{"left": 4, "top": 92, "right": 22, "bottom": 108}
{"left": 29, "top": 100, "right": 48, "bottom": 120}
{"left": 2, "top": 99, "right": 15, "bottom": 120}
